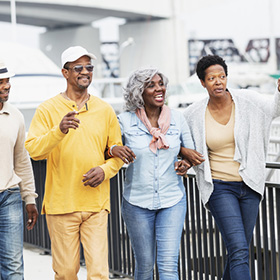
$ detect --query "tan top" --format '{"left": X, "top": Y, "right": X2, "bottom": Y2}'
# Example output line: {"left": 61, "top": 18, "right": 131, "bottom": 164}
{"left": 205, "top": 103, "right": 242, "bottom": 181}
{"left": 0, "top": 102, "right": 37, "bottom": 204}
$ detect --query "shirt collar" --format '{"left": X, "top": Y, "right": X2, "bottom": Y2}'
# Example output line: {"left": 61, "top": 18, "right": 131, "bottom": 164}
{"left": 130, "top": 109, "right": 176, "bottom": 131}
{"left": 0, "top": 102, "right": 10, "bottom": 115}
{"left": 130, "top": 112, "right": 148, "bottom": 133}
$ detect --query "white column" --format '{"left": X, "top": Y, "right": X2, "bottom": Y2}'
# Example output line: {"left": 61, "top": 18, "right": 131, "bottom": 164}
{"left": 119, "top": 17, "right": 189, "bottom": 85}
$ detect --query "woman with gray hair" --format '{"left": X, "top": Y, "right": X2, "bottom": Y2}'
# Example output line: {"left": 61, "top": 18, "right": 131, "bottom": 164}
{"left": 108, "top": 68, "right": 203, "bottom": 279}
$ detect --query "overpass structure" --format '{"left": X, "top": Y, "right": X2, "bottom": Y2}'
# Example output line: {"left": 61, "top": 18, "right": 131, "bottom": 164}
{"left": 0, "top": 0, "right": 189, "bottom": 83}
{"left": 0, "top": 0, "right": 171, "bottom": 29}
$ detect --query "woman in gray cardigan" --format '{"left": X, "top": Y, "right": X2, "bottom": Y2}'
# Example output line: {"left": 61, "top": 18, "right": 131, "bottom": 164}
{"left": 181, "top": 54, "right": 280, "bottom": 280}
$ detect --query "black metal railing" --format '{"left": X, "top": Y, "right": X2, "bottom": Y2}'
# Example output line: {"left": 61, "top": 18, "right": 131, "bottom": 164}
{"left": 24, "top": 160, "right": 280, "bottom": 279}
{"left": 23, "top": 160, "right": 50, "bottom": 252}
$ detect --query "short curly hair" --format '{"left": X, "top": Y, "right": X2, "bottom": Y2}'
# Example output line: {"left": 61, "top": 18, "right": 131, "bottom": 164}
{"left": 196, "top": 55, "right": 228, "bottom": 81}
{"left": 123, "top": 68, "right": 169, "bottom": 112}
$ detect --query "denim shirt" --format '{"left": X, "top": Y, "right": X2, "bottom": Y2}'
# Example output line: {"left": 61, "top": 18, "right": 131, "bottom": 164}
{"left": 118, "top": 109, "right": 194, "bottom": 210}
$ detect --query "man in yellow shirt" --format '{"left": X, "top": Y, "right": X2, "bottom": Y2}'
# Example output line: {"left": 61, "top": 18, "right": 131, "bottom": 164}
{"left": 25, "top": 46, "right": 123, "bottom": 280}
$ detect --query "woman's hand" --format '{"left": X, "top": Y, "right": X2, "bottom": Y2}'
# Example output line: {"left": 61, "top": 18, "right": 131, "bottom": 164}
{"left": 111, "top": 145, "right": 136, "bottom": 164}
{"left": 180, "top": 147, "right": 205, "bottom": 167}
{"left": 175, "top": 159, "right": 191, "bottom": 176}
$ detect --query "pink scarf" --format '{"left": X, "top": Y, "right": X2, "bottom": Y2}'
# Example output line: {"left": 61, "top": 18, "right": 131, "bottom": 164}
{"left": 135, "top": 105, "right": 171, "bottom": 154}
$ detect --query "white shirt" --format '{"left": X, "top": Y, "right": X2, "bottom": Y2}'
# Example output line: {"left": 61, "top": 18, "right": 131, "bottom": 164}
{"left": 0, "top": 102, "right": 37, "bottom": 204}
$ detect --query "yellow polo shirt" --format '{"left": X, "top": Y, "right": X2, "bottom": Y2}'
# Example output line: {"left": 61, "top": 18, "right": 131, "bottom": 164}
{"left": 25, "top": 94, "right": 123, "bottom": 214}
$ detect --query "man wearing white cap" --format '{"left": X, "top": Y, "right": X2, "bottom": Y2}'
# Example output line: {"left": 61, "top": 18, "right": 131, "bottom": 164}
{"left": 0, "top": 59, "right": 38, "bottom": 279}
{"left": 25, "top": 46, "right": 123, "bottom": 279}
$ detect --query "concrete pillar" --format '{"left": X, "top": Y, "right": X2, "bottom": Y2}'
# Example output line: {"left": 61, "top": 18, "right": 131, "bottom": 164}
{"left": 119, "top": 18, "right": 189, "bottom": 85}
{"left": 39, "top": 25, "right": 103, "bottom": 78}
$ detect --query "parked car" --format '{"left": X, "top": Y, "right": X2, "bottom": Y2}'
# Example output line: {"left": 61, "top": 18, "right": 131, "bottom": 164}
{"left": 166, "top": 74, "right": 207, "bottom": 110}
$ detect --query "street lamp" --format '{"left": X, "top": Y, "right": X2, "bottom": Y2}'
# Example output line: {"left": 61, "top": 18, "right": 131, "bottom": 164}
{"left": 118, "top": 37, "right": 134, "bottom": 59}
{"left": 268, "top": 0, "right": 277, "bottom": 72}
{"left": 10, "top": 0, "right": 17, "bottom": 42}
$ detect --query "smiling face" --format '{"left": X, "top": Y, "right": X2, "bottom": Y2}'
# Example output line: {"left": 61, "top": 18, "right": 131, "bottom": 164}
{"left": 0, "top": 78, "right": 11, "bottom": 109}
{"left": 200, "top": 64, "right": 227, "bottom": 98}
{"left": 62, "top": 55, "right": 93, "bottom": 91}
{"left": 142, "top": 74, "right": 166, "bottom": 110}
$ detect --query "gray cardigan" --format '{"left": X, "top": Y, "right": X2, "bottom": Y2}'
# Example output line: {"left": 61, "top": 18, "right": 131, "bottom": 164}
{"left": 184, "top": 87, "right": 280, "bottom": 207}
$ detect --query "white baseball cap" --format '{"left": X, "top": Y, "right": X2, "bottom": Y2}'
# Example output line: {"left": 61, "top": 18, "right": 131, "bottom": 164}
{"left": 61, "top": 46, "right": 97, "bottom": 68}
{"left": 0, "top": 59, "right": 15, "bottom": 79}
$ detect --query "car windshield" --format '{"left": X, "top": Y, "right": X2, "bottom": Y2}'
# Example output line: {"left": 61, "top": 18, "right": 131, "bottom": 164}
{"left": 183, "top": 82, "right": 204, "bottom": 94}
{"left": 167, "top": 81, "right": 204, "bottom": 96}
{"left": 167, "top": 84, "right": 184, "bottom": 96}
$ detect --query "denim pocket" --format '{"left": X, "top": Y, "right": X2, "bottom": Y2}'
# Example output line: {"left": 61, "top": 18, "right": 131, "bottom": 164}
{"left": 125, "top": 130, "right": 150, "bottom": 149}
{"left": 166, "top": 128, "right": 180, "bottom": 148}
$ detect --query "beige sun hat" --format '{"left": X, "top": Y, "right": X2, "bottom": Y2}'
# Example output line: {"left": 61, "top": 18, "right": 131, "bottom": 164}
{"left": 0, "top": 59, "right": 15, "bottom": 79}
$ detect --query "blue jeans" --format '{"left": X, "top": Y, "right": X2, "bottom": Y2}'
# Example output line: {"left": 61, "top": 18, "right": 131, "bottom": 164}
{"left": 0, "top": 187, "right": 24, "bottom": 280}
{"left": 121, "top": 194, "right": 186, "bottom": 280}
{"left": 208, "top": 180, "right": 261, "bottom": 280}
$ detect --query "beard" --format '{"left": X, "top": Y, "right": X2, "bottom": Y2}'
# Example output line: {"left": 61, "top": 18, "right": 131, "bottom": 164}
{"left": 77, "top": 75, "right": 91, "bottom": 90}
{"left": 0, "top": 91, "right": 9, "bottom": 103}
{"left": 0, "top": 97, "right": 8, "bottom": 103}
{"left": 77, "top": 84, "right": 89, "bottom": 90}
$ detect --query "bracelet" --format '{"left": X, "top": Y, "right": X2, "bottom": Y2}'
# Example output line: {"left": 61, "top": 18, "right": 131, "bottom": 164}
{"left": 109, "top": 145, "right": 117, "bottom": 157}
{"left": 107, "top": 148, "right": 113, "bottom": 158}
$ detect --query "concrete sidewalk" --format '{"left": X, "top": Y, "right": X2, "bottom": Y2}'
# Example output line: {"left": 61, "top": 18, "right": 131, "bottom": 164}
{"left": 23, "top": 244, "right": 130, "bottom": 279}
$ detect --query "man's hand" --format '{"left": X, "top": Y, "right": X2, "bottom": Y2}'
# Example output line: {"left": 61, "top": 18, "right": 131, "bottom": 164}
{"left": 82, "top": 167, "right": 105, "bottom": 188}
{"left": 180, "top": 147, "right": 205, "bottom": 167}
{"left": 175, "top": 159, "right": 191, "bottom": 176}
{"left": 111, "top": 146, "right": 136, "bottom": 164}
{"left": 59, "top": 111, "right": 80, "bottom": 134}
{"left": 26, "top": 204, "right": 38, "bottom": 230}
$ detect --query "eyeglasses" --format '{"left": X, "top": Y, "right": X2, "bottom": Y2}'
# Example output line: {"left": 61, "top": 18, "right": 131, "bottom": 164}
{"left": 65, "top": 65, "right": 94, "bottom": 73}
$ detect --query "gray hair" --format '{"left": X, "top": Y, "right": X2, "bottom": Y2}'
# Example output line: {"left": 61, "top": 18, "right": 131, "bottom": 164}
{"left": 123, "top": 68, "right": 169, "bottom": 112}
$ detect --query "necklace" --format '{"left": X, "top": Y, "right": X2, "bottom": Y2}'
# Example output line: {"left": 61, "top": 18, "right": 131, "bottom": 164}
{"left": 61, "top": 92, "right": 90, "bottom": 109}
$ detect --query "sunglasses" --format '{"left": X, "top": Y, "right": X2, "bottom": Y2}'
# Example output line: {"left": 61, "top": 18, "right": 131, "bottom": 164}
{"left": 65, "top": 65, "right": 94, "bottom": 73}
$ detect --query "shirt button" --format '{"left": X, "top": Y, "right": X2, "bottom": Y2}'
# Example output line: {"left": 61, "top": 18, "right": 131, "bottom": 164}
{"left": 155, "top": 190, "right": 158, "bottom": 193}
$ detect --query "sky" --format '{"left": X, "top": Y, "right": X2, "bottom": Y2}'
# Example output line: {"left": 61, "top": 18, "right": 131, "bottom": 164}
{"left": 1, "top": 0, "right": 280, "bottom": 52}
{"left": 1, "top": 0, "right": 280, "bottom": 65}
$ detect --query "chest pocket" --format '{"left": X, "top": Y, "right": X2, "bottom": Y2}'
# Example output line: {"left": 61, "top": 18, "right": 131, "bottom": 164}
{"left": 124, "top": 130, "right": 151, "bottom": 149}
{"left": 165, "top": 128, "right": 180, "bottom": 148}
